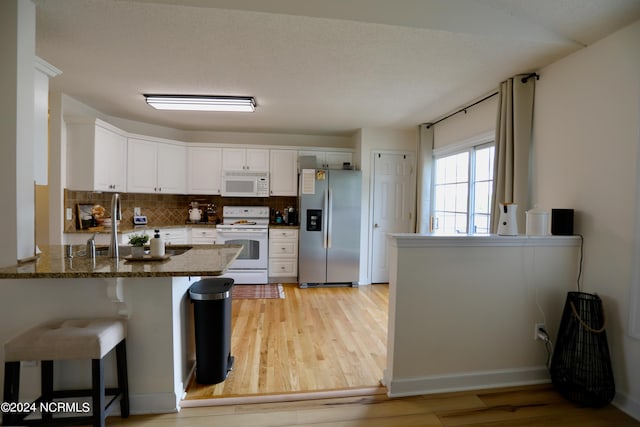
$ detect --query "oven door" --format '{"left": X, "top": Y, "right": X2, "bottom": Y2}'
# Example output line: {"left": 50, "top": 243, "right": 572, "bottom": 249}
{"left": 216, "top": 229, "right": 268, "bottom": 269}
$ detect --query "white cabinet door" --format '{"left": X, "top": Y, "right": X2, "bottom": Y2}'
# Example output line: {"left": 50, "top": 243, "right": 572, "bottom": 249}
{"left": 268, "top": 228, "right": 299, "bottom": 279}
{"left": 157, "top": 142, "right": 186, "bottom": 194}
{"left": 94, "top": 125, "right": 127, "bottom": 191}
{"left": 160, "top": 228, "right": 188, "bottom": 245}
{"left": 221, "top": 148, "right": 246, "bottom": 171}
{"left": 222, "top": 148, "right": 269, "bottom": 171}
{"left": 246, "top": 149, "right": 269, "bottom": 171}
{"left": 127, "top": 138, "right": 187, "bottom": 194}
{"left": 189, "top": 228, "right": 217, "bottom": 244}
{"left": 188, "top": 146, "right": 222, "bottom": 194}
{"left": 127, "top": 138, "right": 157, "bottom": 193}
{"left": 270, "top": 149, "right": 298, "bottom": 196}
{"left": 66, "top": 118, "right": 127, "bottom": 192}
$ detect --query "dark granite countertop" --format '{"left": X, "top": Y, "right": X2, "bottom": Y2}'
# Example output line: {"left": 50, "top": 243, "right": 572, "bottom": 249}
{"left": 0, "top": 244, "right": 242, "bottom": 279}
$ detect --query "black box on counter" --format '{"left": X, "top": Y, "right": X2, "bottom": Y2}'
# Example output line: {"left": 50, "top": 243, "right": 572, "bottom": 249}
{"left": 551, "top": 209, "right": 574, "bottom": 235}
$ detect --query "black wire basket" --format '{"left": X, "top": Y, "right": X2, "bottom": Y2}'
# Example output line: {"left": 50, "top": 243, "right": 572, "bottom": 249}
{"left": 549, "top": 291, "right": 615, "bottom": 407}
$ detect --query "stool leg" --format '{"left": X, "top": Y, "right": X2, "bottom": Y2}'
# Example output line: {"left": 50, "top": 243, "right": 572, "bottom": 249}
{"left": 92, "top": 358, "right": 105, "bottom": 427}
{"left": 3, "top": 361, "right": 20, "bottom": 425}
{"left": 115, "top": 339, "right": 130, "bottom": 417}
{"left": 41, "top": 360, "right": 54, "bottom": 423}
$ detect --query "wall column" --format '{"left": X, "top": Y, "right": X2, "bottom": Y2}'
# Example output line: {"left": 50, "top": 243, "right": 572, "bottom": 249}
{"left": 0, "top": 0, "right": 36, "bottom": 266}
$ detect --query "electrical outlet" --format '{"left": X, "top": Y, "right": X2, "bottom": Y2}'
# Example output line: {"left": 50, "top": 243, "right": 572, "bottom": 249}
{"left": 534, "top": 323, "right": 546, "bottom": 340}
{"left": 134, "top": 207, "right": 141, "bottom": 216}
{"left": 66, "top": 207, "right": 73, "bottom": 221}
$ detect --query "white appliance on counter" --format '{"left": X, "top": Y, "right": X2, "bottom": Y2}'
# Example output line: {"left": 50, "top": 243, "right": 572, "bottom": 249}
{"left": 216, "top": 206, "right": 269, "bottom": 284}
{"left": 221, "top": 171, "right": 269, "bottom": 197}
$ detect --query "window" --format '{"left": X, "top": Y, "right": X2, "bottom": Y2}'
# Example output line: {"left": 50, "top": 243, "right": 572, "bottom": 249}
{"left": 432, "top": 143, "right": 495, "bottom": 234}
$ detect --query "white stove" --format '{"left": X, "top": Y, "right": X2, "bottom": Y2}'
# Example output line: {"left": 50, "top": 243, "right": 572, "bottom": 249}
{"left": 217, "top": 206, "right": 269, "bottom": 230}
{"left": 216, "top": 206, "right": 269, "bottom": 284}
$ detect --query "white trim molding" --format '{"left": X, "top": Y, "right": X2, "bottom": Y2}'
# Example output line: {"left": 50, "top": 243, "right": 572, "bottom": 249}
{"left": 389, "top": 233, "right": 581, "bottom": 248}
{"left": 386, "top": 367, "right": 550, "bottom": 398}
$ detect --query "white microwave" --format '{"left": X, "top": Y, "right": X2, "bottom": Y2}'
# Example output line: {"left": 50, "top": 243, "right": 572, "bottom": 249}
{"left": 221, "top": 171, "right": 269, "bottom": 197}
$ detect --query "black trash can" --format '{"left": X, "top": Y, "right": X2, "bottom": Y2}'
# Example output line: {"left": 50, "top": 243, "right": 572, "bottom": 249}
{"left": 189, "top": 277, "right": 235, "bottom": 384}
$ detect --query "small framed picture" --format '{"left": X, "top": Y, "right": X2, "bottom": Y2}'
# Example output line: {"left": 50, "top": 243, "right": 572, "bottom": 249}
{"left": 76, "top": 203, "right": 106, "bottom": 229}
{"left": 76, "top": 204, "right": 94, "bottom": 229}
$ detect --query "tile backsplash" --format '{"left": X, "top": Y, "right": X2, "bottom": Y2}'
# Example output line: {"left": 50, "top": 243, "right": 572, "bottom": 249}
{"left": 64, "top": 189, "right": 298, "bottom": 232}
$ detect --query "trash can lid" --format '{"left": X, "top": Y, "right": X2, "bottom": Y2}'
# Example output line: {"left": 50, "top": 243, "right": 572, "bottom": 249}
{"left": 189, "top": 278, "right": 235, "bottom": 301}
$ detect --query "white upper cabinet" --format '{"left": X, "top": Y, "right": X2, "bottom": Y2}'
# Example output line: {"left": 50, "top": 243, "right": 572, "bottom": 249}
{"left": 66, "top": 118, "right": 127, "bottom": 192}
{"left": 298, "top": 150, "right": 353, "bottom": 169}
{"left": 188, "top": 146, "right": 222, "bottom": 194}
{"left": 157, "top": 142, "right": 187, "bottom": 194}
{"left": 269, "top": 149, "right": 298, "bottom": 196}
{"left": 127, "top": 137, "right": 186, "bottom": 194}
{"left": 222, "top": 148, "right": 269, "bottom": 171}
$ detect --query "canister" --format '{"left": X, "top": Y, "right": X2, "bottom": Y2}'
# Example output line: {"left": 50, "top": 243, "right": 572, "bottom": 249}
{"left": 526, "top": 208, "right": 549, "bottom": 236}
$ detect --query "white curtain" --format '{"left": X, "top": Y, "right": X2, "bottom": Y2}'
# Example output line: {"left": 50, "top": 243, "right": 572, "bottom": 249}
{"left": 416, "top": 124, "right": 434, "bottom": 233}
{"left": 491, "top": 76, "right": 536, "bottom": 233}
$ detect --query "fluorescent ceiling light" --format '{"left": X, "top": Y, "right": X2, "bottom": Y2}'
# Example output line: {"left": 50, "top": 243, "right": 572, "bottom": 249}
{"left": 144, "top": 95, "right": 256, "bottom": 112}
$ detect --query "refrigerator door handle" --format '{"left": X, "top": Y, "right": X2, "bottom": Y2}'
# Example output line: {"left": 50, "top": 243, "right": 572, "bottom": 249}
{"left": 328, "top": 187, "right": 333, "bottom": 248}
{"left": 323, "top": 188, "right": 329, "bottom": 249}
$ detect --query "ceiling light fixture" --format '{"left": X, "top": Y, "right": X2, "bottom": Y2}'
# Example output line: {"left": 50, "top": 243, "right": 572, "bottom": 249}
{"left": 143, "top": 95, "right": 256, "bottom": 112}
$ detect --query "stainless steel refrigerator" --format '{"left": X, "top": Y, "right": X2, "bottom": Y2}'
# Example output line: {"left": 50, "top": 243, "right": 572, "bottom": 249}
{"left": 298, "top": 168, "right": 361, "bottom": 287}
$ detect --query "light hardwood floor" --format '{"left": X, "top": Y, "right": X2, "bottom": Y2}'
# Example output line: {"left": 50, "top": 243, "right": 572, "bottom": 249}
{"left": 99, "top": 284, "right": 639, "bottom": 425}
{"left": 104, "top": 384, "right": 639, "bottom": 426}
{"left": 186, "top": 283, "right": 389, "bottom": 398}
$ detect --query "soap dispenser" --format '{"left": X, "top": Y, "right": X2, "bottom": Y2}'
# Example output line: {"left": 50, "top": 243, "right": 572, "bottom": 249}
{"left": 150, "top": 229, "right": 165, "bottom": 257}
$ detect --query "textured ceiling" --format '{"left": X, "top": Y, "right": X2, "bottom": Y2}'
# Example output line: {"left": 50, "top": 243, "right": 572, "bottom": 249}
{"left": 34, "top": 0, "right": 640, "bottom": 136}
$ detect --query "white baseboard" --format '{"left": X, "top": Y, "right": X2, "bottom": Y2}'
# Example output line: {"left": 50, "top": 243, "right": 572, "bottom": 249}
{"left": 129, "top": 392, "right": 180, "bottom": 415}
{"left": 386, "top": 367, "right": 550, "bottom": 397}
{"left": 613, "top": 390, "right": 640, "bottom": 422}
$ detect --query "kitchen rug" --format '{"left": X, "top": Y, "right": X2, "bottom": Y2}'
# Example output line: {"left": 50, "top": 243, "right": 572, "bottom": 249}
{"left": 232, "top": 284, "right": 285, "bottom": 299}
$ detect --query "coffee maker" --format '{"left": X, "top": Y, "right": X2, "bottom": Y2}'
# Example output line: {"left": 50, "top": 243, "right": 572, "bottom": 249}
{"left": 286, "top": 206, "right": 297, "bottom": 226}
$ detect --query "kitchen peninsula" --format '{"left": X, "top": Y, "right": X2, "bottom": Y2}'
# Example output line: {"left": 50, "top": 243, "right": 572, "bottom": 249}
{"left": 0, "top": 244, "right": 242, "bottom": 415}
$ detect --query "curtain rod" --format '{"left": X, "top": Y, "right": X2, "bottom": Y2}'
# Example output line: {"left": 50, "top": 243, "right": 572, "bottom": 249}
{"left": 424, "top": 73, "right": 539, "bottom": 129}
{"left": 424, "top": 91, "right": 498, "bottom": 129}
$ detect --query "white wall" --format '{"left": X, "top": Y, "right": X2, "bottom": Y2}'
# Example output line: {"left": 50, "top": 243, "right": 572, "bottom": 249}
{"left": 385, "top": 235, "right": 580, "bottom": 396}
{"left": 531, "top": 19, "right": 640, "bottom": 419}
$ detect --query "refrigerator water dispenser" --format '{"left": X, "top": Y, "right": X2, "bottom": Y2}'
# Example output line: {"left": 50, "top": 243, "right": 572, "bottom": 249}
{"left": 306, "top": 209, "right": 322, "bottom": 231}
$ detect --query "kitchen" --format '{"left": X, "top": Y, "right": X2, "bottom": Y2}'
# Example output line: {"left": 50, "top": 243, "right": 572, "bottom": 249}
{"left": 2, "top": 1, "right": 640, "bottom": 425}
{"left": 61, "top": 115, "right": 359, "bottom": 286}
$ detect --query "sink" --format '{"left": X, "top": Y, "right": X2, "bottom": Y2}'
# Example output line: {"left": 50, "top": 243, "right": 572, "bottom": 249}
{"left": 94, "top": 245, "right": 193, "bottom": 257}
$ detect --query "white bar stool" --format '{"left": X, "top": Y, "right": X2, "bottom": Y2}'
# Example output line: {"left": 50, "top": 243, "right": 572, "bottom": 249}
{"left": 3, "top": 318, "right": 129, "bottom": 427}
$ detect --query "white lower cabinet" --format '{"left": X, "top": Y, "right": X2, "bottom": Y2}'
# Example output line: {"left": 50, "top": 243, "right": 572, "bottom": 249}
{"left": 158, "top": 228, "right": 188, "bottom": 245}
{"left": 123, "top": 228, "right": 188, "bottom": 246}
{"left": 269, "top": 228, "right": 298, "bottom": 281}
{"left": 189, "top": 228, "right": 217, "bottom": 244}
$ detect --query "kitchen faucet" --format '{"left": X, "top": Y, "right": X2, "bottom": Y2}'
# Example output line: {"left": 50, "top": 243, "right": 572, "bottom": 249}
{"left": 108, "top": 193, "right": 122, "bottom": 258}
{"left": 86, "top": 233, "right": 96, "bottom": 259}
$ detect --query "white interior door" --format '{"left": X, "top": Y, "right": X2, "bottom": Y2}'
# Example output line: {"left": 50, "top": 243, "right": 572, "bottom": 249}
{"left": 371, "top": 152, "right": 415, "bottom": 283}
